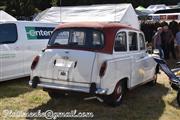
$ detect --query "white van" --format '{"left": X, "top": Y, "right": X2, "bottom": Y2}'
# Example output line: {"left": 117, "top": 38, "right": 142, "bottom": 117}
{"left": 30, "top": 22, "right": 158, "bottom": 106}
{"left": 0, "top": 21, "right": 57, "bottom": 81}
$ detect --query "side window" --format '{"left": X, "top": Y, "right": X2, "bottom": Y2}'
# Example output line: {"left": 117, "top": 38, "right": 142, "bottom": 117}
{"left": 128, "top": 32, "right": 138, "bottom": 51}
{"left": 139, "top": 33, "right": 145, "bottom": 50}
{"left": 0, "top": 23, "right": 17, "bottom": 44}
{"left": 114, "top": 32, "right": 127, "bottom": 52}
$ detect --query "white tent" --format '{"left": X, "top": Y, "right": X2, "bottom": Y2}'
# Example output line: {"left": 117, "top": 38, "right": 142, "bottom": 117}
{"left": 34, "top": 4, "right": 139, "bottom": 29}
{"left": 146, "top": 4, "right": 170, "bottom": 13}
{"left": 0, "top": 10, "right": 17, "bottom": 21}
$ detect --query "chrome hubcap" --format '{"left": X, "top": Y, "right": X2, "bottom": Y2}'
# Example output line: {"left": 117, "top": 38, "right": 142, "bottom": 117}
{"left": 116, "top": 85, "right": 122, "bottom": 102}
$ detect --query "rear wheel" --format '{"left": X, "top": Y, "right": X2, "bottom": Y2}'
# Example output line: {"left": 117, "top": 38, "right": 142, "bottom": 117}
{"left": 177, "top": 89, "right": 180, "bottom": 106}
{"left": 107, "top": 81, "right": 126, "bottom": 107}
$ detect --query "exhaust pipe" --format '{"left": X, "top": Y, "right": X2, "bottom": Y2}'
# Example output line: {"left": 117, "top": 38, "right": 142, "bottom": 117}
{"left": 31, "top": 77, "right": 40, "bottom": 88}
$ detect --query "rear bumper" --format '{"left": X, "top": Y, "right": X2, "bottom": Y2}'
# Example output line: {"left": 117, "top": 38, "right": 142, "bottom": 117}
{"left": 29, "top": 77, "right": 108, "bottom": 95}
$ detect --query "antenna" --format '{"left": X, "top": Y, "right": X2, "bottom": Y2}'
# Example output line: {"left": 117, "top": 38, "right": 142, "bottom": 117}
{"left": 60, "top": 0, "right": 62, "bottom": 23}
{"left": 114, "top": 4, "right": 117, "bottom": 22}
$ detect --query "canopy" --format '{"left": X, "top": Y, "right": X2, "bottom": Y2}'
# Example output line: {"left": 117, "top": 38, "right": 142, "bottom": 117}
{"left": 146, "top": 4, "right": 170, "bottom": 13}
{"left": 34, "top": 4, "right": 139, "bottom": 29}
{"left": 135, "top": 6, "right": 145, "bottom": 11}
{"left": 0, "top": 10, "right": 17, "bottom": 21}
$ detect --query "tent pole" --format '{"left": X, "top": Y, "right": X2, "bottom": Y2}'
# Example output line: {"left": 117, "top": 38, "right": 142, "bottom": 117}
{"left": 60, "top": 0, "right": 62, "bottom": 23}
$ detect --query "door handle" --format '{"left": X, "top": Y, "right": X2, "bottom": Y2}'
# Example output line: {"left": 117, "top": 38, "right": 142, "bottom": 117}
{"left": 54, "top": 60, "right": 56, "bottom": 65}
{"left": 140, "top": 56, "right": 145, "bottom": 59}
{"left": 74, "top": 61, "right": 77, "bottom": 68}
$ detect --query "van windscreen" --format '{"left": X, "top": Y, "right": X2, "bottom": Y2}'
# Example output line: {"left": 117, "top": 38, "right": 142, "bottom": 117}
{"left": 48, "top": 28, "right": 104, "bottom": 49}
{"left": 0, "top": 23, "right": 17, "bottom": 44}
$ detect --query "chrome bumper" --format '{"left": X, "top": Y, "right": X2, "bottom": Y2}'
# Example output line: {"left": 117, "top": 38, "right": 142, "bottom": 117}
{"left": 29, "top": 81, "right": 108, "bottom": 95}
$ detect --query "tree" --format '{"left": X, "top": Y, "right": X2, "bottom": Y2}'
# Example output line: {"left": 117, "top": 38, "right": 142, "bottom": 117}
{"left": 5, "top": 0, "right": 35, "bottom": 17}
{"left": 3, "top": 0, "right": 180, "bottom": 19}
{"left": 32, "top": 0, "right": 52, "bottom": 10}
{"left": 51, "top": 0, "right": 59, "bottom": 6}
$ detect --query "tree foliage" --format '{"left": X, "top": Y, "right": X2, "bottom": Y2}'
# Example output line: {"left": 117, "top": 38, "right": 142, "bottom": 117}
{"left": 5, "top": 0, "right": 35, "bottom": 17}
{"left": 1, "top": 0, "right": 180, "bottom": 18}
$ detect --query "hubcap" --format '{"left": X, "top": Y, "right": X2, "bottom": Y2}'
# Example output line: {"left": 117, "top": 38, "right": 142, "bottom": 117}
{"left": 116, "top": 85, "right": 122, "bottom": 102}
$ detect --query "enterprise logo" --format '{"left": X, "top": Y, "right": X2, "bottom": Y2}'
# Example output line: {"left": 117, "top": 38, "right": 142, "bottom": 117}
{"left": 25, "top": 27, "right": 54, "bottom": 40}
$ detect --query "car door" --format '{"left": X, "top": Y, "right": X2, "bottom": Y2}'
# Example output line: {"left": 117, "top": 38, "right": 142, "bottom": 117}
{"left": 0, "top": 23, "right": 24, "bottom": 81}
{"left": 128, "top": 31, "right": 144, "bottom": 87}
{"left": 138, "top": 33, "right": 156, "bottom": 82}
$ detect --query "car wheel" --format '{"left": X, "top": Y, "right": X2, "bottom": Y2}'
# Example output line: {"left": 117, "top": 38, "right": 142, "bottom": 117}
{"left": 177, "top": 89, "right": 180, "bottom": 106}
{"left": 48, "top": 91, "right": 65, "bottom": 99}
{"left": 108, "top": 81, "right": 125, "bottom": 107}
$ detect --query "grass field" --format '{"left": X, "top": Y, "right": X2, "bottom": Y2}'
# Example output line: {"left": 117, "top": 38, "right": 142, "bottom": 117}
{"left": 0, "top": 72, "right": 179, "bottom": 120}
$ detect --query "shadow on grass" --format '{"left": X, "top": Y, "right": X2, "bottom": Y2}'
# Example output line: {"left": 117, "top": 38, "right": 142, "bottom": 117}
{"left": 27, "top": 83, "right": 169, "bottom": 120}
{"left": 0, "top": 77, "right": 33, "bottom": 98}
{"left": 169, "top": 91, "right": 180, "bottom": 108}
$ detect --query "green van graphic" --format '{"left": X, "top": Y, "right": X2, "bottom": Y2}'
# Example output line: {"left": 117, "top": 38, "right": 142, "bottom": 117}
{"left": 25, "top": 27, "right": 54, "bottom": 40}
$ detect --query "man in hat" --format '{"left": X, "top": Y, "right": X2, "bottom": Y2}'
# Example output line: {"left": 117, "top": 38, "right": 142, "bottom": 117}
{"left": 161, "top": 25, "right": 176, "bottom": 60}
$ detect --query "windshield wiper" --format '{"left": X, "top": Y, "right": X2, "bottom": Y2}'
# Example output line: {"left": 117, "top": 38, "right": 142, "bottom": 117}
{"left": 53, "top": 42, "right": 60, "bottom": 45}
{"left": 69, "top": 42, "right": 78, "bottom": 45}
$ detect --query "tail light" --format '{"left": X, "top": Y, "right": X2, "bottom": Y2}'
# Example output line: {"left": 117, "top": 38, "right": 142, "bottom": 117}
{"left": 99, "top": 62, "right": 107, "bottom": 77}
{"left": 31, "top": 55, "right": 40, "bottom": 70}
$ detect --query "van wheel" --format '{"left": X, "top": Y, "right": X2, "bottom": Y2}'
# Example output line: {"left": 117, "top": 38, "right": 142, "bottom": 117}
{"left": 48, "top": 91, "right": 65, "bottom": 99}
{"left": 108, "top": 81, "right": 125, "bottom": 107}
{"left": 177, "top": 89, "right": 180, "bottom": 106}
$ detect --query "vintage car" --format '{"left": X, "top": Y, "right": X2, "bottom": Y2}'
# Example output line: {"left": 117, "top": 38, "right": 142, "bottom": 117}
{"left": 29, "top": 22, "right": 158, "bottom": 106}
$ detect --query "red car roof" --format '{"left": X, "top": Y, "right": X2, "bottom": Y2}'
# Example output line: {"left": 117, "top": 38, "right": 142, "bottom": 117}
{"left": 55, "top": 22, "right": 139, "bottom": 31}
{"left": 49, "top": 22, "right": 141, "bottom": 54}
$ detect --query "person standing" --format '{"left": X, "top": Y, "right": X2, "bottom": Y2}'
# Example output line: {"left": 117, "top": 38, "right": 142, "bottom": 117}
{"left": 161, "top": 26, "right": 176, "bottom": 60}
{"left": 176, "top": 27, "right": 180, "bottom": 58}
{"left": 153, "top": 27, "right": 164, "bottom": 58}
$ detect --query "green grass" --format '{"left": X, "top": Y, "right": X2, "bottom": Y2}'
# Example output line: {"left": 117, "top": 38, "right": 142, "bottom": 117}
{"left": 0, "top": 74, "right": 179, "bottom": 120}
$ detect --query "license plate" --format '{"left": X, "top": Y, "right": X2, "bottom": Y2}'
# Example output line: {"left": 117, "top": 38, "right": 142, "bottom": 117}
{"left": 55, "top": 59, "right": 74, "bottom": 68}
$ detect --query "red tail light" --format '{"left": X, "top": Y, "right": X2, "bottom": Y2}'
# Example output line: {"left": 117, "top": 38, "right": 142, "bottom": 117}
{"left": 99, "top": 62, "right": 107, "bottom": 77}
{"left": 31, "top": 55, "right": 40, "bottom": 70}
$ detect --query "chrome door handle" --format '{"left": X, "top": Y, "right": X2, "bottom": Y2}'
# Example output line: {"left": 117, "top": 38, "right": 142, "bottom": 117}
{"left": 74, "top": 61, "right": 77, "bottom": 68}
{"left": 54, "top": 60, "right": 56, "bottom": 65}
{"left": 140, "top": 56, "right": 145, "bottom": 59}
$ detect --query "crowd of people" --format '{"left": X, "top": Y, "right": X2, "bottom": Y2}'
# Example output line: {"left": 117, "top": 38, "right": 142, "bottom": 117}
{"left": 141, "top": 21, "right": 180, "bottom": 60}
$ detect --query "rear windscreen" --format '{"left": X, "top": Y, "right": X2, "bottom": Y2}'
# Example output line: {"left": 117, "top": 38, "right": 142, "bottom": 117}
{"left": 48, "top": 28, "right": 104, "bottom": 49}
{"left": 0, "top": 23, "right": 17, "bottom": 44}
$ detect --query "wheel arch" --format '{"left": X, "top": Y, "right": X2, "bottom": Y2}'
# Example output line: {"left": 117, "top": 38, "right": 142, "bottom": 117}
{"left": 108, "top": 77, "right": 129, "bottom": 95}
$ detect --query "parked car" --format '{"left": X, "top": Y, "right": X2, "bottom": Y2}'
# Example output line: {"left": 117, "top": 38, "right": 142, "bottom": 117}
{"left": 29, "top": 22, "right": 158, "bottom": 106}
{"left": 0, "top": 21, "right": 57, "bottom": 81}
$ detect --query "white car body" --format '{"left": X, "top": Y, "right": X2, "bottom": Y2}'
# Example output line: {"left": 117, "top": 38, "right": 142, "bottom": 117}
{"left": 30, "top": 22, "right": 157, "bottom": 96}
{"left": 0, "top": 21, "right": 57, "bottom": 81}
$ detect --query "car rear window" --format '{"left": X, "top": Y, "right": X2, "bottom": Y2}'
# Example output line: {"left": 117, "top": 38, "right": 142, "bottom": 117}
{"left": 48, "top": 28, "right": 104, "bottom": 49}
{"left": 0, "top": 23, "right": 17, "bottom": 44}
